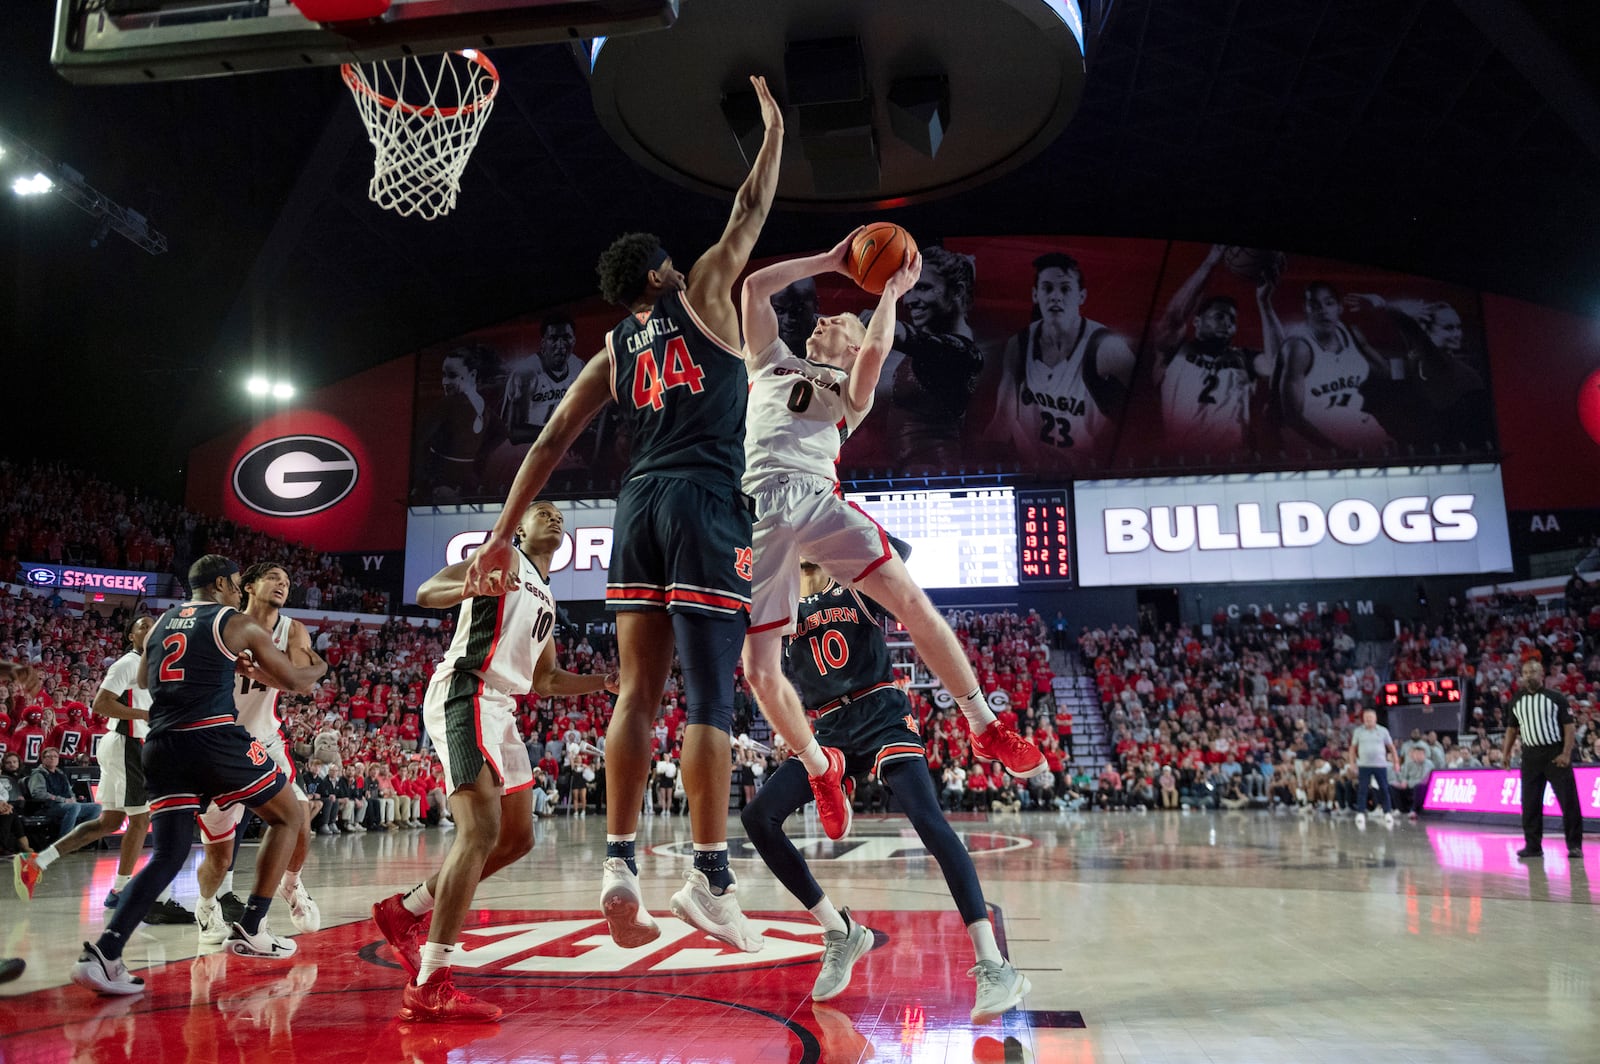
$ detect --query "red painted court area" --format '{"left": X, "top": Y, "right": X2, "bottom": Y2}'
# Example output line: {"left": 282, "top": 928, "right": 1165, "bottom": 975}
{"left": 1, "top": 909, "right": 1067, "bottom": 1063}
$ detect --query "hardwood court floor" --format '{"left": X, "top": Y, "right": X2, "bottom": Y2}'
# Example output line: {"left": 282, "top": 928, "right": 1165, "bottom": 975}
{"left": 2, "top": 808, "right": 1594, "bottom": 1062}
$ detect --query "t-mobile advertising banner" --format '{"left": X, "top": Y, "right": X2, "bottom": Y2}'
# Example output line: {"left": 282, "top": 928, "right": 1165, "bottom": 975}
{"left": 403, "top": 501, "right": 617, "bottom": 606}
{"left": 1424, "top": 767, "right": 1600, "bottom": 820}
{"left": 1072, "top": 464, "right": 1511, "bottom": 587}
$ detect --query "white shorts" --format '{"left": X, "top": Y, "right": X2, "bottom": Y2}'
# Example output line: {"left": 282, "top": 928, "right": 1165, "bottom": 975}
{"left": 747, "top": 473, "right": 892, "bottom": 636}
{"left": 197, "top": 733, "right": 307, "bottom": 843}
{"left": 95, "top": 731, "right": 148, "bottom": 816}
{"left": 425, "top": 670, "right": 533, "bottom": 796}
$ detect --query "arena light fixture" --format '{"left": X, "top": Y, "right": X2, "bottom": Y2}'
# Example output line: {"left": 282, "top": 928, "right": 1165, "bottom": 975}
{"left": 271, "top": 382, "right": 296, "bottom": 400}
{"left": 246, "top": 376, "right": 271, "bottom": 396}
{"left": 12, "top": 173, "right": 54, "bottom": 196}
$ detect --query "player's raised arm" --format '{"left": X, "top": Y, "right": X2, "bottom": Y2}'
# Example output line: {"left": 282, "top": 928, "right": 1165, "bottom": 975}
{"left": 228, "top": 614, "right": 327, "bottom": 695}
{"left": 846, "top": 250, "right": 922, "bottom": 413}
{"left": 741, "top": 228, "right": 862, "bottom": 355}
{"left": 416, "top": 559, "right": 474, "bottom": 611}
{"left": 686, "top": 74, "right": 786, "bottom": 348}
{"left": 1152, "top": 244, "right": 1227, "bottom": 384}
{"left": 465, "top": 352, "right": 614, "bottom": 597}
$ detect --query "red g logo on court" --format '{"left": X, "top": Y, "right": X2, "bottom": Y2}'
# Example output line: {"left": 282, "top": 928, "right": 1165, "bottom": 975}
{"left": 246, "top": 740, "right": 269, "bottom": 767}
{"left": 733, "top": 547, "right": 753, "bottom": 582}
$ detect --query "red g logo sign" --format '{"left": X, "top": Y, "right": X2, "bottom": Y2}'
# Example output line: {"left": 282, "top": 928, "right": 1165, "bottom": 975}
{"left": 232, "top": 435, "right": 359, "bottom": 518}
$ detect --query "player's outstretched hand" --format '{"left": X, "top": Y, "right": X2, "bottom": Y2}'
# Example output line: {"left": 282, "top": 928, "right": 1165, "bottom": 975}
{"left": 751, "top": 74, "right": 783, "bottom": 133}
{"left": 464, "top": 536, "right": 517, "bottom": 598}
{"left": 881, "top": 249, "right": 923, "bottom": 303}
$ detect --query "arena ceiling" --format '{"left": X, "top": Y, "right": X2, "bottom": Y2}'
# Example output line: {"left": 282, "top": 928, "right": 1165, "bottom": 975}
{"left": 2, "top": 0, "right": 1599, "bottom": 498}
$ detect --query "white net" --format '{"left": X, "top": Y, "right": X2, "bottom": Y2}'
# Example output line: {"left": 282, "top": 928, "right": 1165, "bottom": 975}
{"left": 341, "top": 49, "right": 500, "bottom": 220}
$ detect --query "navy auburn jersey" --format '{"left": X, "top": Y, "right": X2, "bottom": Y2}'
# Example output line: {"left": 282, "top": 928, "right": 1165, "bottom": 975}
{"left": 607, "top": 289, "right": 747, "bottom": 490}
{"left": 144, "top": 601, "right": 241, "bottom": 738}
{"left": 784, "top": 580, "right": 893, "bottom": 710}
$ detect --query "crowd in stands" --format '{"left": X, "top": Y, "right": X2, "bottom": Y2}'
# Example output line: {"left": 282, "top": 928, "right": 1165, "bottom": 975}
{"left": 0, "top": 458, "right": 387, "bottom": 613}
{"left": 1060, "top": 592, "right": 1600, "bottom": 816}
{"left": 0, "top": 560, "right": 1067, "bottom": 837}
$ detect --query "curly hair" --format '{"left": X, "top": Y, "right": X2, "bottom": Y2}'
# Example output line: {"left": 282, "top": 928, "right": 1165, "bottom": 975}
{"left": 240, "top": 560, "right": 288, "bottom": 610}
{"left": 596, "top": 232, "right": 662, "bottom": 307}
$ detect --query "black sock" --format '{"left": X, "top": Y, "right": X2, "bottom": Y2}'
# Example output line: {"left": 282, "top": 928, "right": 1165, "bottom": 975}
{"left": 95, "top": 929, "right": 126, "bottom": 962}
{"left": 693, "top": 848, "right": 733, "bottom": 894}
{"left": 606, "top": 840, "right": 637, "bottom": 876}
{"left": 240, "top": 893, "right": 272, "bottom": 936}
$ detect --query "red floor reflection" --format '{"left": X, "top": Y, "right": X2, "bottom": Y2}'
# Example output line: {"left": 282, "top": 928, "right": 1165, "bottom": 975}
{"left": 1, "top": 908, "right": 1046, "bottom": 1063}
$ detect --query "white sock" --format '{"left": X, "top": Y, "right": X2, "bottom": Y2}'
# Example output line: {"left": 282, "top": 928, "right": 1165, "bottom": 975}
{"left": 809, "top": 897, "right": 847, "bottom": 936}
{"left": 198, "top": 892, "right": 217, "bottom": 910}
{"left": 220, "top": 871, "right": 235, "bottom": 896}
{"left": 956, "top": 690, "right": 997, "bottom": 731}
{"left": 283, "top": 870, "right": 301, "bottom": 890}
{"left": 35, "top": 845, "right": 60, "bottom": 870}
{"left": 606, "top": 833, "right": 637, "bottom": 844}
{"left": 417, "top": 941, "right": 455, "bottom": 985}
{"left": 967, "top": 918, "right": 1003, "bottom": 965}
{"left": 401, "top": 882, "right": 435, "bottom": 916}
{"left": 797, "top": 739, "right": 829, "bottom": 776}
{"left": 113, "top": 874, "right": 131, "bottom": 891}
{"left": 156, "top": 885, "right": 174, "bottom": 904}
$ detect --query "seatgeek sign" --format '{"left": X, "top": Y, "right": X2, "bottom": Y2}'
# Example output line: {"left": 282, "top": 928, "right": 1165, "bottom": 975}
{"left": 404, "top": 501, "right": 616, "bottom": 605}
{"left": 22, "top": 563, "right": 176, "bottom": 597}
{"left": 1072, "top": 465, "right": 1512, "bottom": 587}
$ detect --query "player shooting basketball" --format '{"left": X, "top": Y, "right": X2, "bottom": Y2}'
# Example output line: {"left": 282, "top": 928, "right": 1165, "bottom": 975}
{"left": 737, "top": 235, "right": 1047, "bottom": 799}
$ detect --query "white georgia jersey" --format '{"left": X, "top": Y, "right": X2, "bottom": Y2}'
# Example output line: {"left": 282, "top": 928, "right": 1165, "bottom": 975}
{"left": 1013, "top": 317, "right": 1116, "bottom": 463}
{"left": 97, "top": 650, "right": 152, "bottom": 741}
{"left": 1289, "top": 324, "right": 1392, "bottom": 452}
{"left": 437, "top": 549, "right": 555, "bottom": 695}
{"left": 234, "top": 613, "right": 293, "bottom": 740}
{"left": 1160, "top": 345, "right": 1251, "bottom": 452}
{"left": 505, "top": 353, "right": 585, "bottom": 432}
{"left": 743, "top": 337, "right": 867, "bottom": 490}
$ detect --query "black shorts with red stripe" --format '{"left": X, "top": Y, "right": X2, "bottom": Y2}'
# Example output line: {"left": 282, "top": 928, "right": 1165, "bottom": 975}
{"left": 606, "top": 473, "right": 754, "bottom": 618}
{"left": 143, "top": 720, "right": 287, "bottom": 820}
{"left": 814, "top": 686, "right": 927, "bottom": 777}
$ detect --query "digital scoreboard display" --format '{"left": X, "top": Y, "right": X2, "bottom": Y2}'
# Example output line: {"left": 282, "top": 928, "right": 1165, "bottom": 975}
{"left": 1381, "top": 676, "right": 1463, "bottom": 707}
{"left": 1016, "top": 488, "right": 1072, "bottom": 584}
{"left": 844, "top": 487, "right": 1018, "bottom": 589}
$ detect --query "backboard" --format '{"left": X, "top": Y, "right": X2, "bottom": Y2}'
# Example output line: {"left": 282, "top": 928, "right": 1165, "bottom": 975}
{"left": 52, "top": 0, "right": 677, "bottom": 84}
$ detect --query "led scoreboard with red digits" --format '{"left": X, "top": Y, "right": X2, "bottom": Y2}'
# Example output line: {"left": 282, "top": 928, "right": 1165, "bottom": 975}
{"left": 1382, "top": 676, "right": 1463, "bottom": 707}
{"left": 1017, "top": 488, "right": 1072, "bottom": 584}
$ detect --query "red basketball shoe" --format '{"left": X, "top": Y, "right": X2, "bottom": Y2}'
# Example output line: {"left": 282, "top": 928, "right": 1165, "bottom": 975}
{"left": 809, "top": 747, "right": 853, "bottom": 840}
{"left": 398, "top": 972, "right": 501, "bottom": 1024}
{"left": 970, "top": 720, "right": 1047, "bottom": 779}
{"left": 372, "top": 894, "right": 429, "bottom": 978}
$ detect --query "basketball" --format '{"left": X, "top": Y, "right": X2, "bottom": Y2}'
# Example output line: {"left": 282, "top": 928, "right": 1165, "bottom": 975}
{"left": 849, "top": 223, "right": 918, "bottom": 295}
{"left": 1222, "top": 246, "right": 1287, "bottom": 283}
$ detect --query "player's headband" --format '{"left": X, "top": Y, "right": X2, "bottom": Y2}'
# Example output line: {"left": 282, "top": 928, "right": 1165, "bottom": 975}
{"left": 646, "top": 245, "right": 670, "bottom": 273}
{"left": 187, "top": 555, "right": 240, "bottom": 592}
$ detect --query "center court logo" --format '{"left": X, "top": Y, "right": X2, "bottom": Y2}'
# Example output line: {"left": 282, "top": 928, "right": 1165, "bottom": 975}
{"left": 365, "top": 913, "right": 836, "bottom": 977}
{"left": 232, "top": 436, "right": 359, "bottom": 517}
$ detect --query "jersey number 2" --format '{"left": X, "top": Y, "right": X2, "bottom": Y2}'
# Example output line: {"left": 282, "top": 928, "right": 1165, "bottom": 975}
{"left": 632, "top": 337, "right": 706, "bottom": 411}
{"left": 159, "top": 634, "right": 188, "bottom": 683}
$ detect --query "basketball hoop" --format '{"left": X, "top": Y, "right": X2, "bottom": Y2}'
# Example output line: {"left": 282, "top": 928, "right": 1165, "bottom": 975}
{"left": 341, "top": 49, "right": 500, "bottom": 220}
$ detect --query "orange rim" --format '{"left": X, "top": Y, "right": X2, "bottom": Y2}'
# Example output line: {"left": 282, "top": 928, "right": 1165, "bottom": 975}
{"left": 340, "top": 48, "right": 500, "bottom": 119}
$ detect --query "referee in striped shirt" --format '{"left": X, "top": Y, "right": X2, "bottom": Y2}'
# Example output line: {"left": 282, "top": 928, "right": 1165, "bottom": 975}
{"left": 1502, "top": 659, "right": 1583, "bottom": 859}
